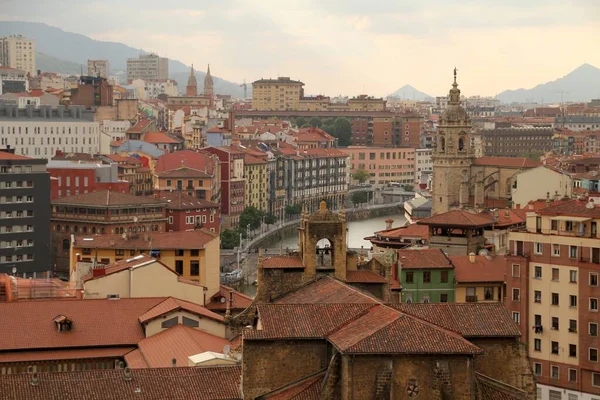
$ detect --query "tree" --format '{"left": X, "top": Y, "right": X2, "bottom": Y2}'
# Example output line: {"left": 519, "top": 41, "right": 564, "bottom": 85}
{"left": 220, "top": 229, "right": 241, "bottom": 249}
{"left": 333, "top": 118, "right": 352, "bottom": 146}
{"left": 351, "top": 191, "right": 368, "bottom": 206}
{"left": 295, "top": 117, "right": 307, "bottom": 128}
{"left": 403, "top": 184, "right": 414, "bottom": 192}
{"left": 285, "top": 204, "right": 302, "bottom": 217}
{"left": 352, "top": 169, "right": 370, "bottom": 185}
{"left": 309, "top": 117, "right": 322, "bottom": 128}
{"left": 264, "top": 213, "right": 277, "bottom": 224}
{"left": 239, "top": 206, "right": 263, "bottom": 230}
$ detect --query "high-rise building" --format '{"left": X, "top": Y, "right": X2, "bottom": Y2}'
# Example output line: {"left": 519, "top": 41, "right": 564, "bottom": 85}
{"left": 87, "top": 60, "right": 109, "bottom": 78}
{"left": 0, "top": 150, "right": 50, "bottom": 276}
{"left": 251, "top": 77, "right": 304, "bottom": 111}
{"left": 126, "top": 53, "right": 168, "bottom": 83}
{"left": 0, "top": 35, "right": 36, "bottom": 76}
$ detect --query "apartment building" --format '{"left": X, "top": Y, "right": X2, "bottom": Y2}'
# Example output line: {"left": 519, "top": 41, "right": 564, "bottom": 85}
{"left": 347, "top": 95, "right": 386, "bottom": 111}
{"left": 251, "top": 77, "right": 304, "bottom": 111}
{"left": 47, "top": 160, "right": 129, "bottom": 199}
{"left": 0, "top": 66, "right": 28, "bottom": 95}
{"left": 87, "top": 59, "right": 109, "bottom": 78}
{"left": 508, "top": 197, "right": 600, "bottom": 399}
{"left": 0, "top": 105, "right": 99, "bottom": 158}
{"left": 415, "top": 148, "right": 433, "bottom": 184}
{"left": 126, "top": 53, "right": 169, "bottom": 83}
{"left": 0, "top": 151, "right": 50, "bottom": 276}
{"left": 243, "top": 153, "right": 269, "bottom": 214}
{"left": 344, "top": 146, "right": 415, "bottom": 187}
{"left": 0, "top": 35, "right": 35, "bottom": 75}
{"left": 480, "top": 127, "right": 554, "bottom": 157}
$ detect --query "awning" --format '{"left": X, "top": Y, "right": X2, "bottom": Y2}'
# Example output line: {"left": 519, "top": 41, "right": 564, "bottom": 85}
{"left": 549, "top": 216, "right": 591, "bottom": 222}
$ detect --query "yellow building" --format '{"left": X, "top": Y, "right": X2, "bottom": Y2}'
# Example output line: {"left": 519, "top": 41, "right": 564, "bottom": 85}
{"left": 451, "top": 254, "right": 505, "bottom": 303}
{"left": 244, "top": 154, "right": 269, "bottom": 213}
{"left": 251, "top": 77, "right": 304, "bottom": 111}
{"left": 347, "top": 95, "right": 387, "bottom": 111}
{"left": 70, "top": 229, "right": 220, "bottom": 295}
{"left": 298, "top": 96, "right": 330, "bottom": 111}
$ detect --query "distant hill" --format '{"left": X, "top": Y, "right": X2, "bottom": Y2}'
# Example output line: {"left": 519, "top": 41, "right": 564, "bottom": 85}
{"left": 0, "top": 21, "right": 246, "bottom": 97}
{"left": 496, "top": 64, "right": 600, "bottom": 104}
{"left": 388, "top": 85, "right": 433, "bottom": 101}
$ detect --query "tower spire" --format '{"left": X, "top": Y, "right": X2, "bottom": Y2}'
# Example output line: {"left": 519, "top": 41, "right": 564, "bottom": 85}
{"left": 185, "top": 64, "right": 198, "bottom": 96}
{"left": 453, "top": 67, "right": 458, "bottom": 85}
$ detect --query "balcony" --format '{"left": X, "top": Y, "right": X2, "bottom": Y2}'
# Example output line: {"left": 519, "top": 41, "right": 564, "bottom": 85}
{"left": 465, "top": 295, "right": 478, "bottom": 302}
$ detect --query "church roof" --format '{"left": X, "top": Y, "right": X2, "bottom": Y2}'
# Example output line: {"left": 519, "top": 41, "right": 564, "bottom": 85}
{"left": 473, "top": 156, "right": 541, "bottom": 168}
{"left": 186, "top": 65, "right": 197, "bottom": 87}
{"left": 418, "top": 209, "right": 493, "bottom": 227}
{"left": 204, "top": 64, "right": 213, "bottom": 87}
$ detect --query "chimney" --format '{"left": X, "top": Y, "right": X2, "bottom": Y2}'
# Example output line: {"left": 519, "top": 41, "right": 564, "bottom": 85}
{"left": 29, "top": 372, "right": 39, "bottom": 386}
{"left": 172, "top": 358, "right": 177, "bottom": 367}
{"left": 545, "top": 192, "right": 551, "bottom": 207}
{"left": 468, "top": 252, "right": 476, "bottom": 263}
{"left": 123, "top": 367, "right": 132, "bottom": 381}
{"left": 385, "top": 218, "right": 394, "bottom": 230}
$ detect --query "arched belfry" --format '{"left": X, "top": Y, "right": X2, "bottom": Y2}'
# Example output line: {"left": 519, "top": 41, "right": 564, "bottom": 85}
{"left": 298, "top": 200, "right": 348, "bottom": 282}
{"left": 432, "top": 68, "right": 476, "bottom": 214}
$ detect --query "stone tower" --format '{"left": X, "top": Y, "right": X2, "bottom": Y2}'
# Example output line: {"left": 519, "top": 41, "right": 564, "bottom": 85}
{"left": 204, "top": 64, "right": 214, "bottom": 98}
{"left": 431, "top": 69, "right": 476, "bottom": 214}
{"left": 186, "top": 64, "right": 197, "bottom": 97}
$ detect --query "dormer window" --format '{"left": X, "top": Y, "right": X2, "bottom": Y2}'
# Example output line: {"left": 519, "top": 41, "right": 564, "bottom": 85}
{"left": 53, "top": 315, "right": 73, "bottom": 332}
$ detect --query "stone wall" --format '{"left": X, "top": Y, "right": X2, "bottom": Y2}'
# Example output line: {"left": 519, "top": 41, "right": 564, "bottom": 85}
{"left": 255, "top": 268, "right": 305, "bottom": 303}
{"left": 242, "top": 339, "right": 328, "bottom": 400}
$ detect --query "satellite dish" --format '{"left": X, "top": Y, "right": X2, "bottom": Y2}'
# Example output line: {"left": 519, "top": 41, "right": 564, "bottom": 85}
{"left": 236, "top": 353, "right": 242, "bottom": 361}
{"left": 223, "top": 345, "right": 231, "bottom": 355}
{"left": 220, "top": 297, "right": 226, "bottom": 304}
{"left": 11, "top": 267, "right": 17, "bottom": 274}
{"left": 478, "top": 249, "right": 489, "bottom": 256}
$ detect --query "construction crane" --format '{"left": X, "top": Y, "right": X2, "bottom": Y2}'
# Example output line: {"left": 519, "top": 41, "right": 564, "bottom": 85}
{"left": 240, "top": 80, "right": 248, "bottom": 99}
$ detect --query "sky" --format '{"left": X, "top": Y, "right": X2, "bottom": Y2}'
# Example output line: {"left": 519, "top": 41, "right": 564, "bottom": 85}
{"left": 2, "top": 0, "right": 599, "bottom": 97}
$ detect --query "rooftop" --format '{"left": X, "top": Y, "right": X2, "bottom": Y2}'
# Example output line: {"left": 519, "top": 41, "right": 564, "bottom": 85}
{"left": 262, "top": 256, "right": 304, "bottom": 269}
{"left": 72, "top": 229, "right": 218, "bottom": 250}
{"left": 0, "top": 151, "right": 32, "bottom": 161}
{"left": 450, "top": 255, "right": 506, "bottom": 283}
{"left": 138, "top": 297, "right": 224, "bottom": 324}
{"left": 418, "top": 209, "right": 493, "bottom": 228}
{"left": 52, "top": 190, "right": 166, "bottom": 208}
{"left": 538, "top": 197, "right": 600, "bottom": 218}
{"left": 472, "top": 156, "right": 541, "bottom": 168}
{"left": 275, "top": 276, "right": 380, "bottom": 304}
{"left": 143, "top": 131, "right": 180, "bottom": 144}
{"left": 396, "top": 249, "right": 453, "bottom": 269}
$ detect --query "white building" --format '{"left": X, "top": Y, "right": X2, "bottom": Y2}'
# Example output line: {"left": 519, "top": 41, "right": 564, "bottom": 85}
{"left": 99, "top": 120, "right": 132, "bottom": 154}
{"left": 415, "top": 148, "right": 432, "bottom": 184}
{"left": 0, "top": 67, "right": 28, "bottom": 95}
{"left": 126, "top": 54, "right": 168, "bottom": 83}
{"left": 511, "top": 166, "right": 572, "bottom": 209}
{"left": 0, "top": 105, "right": 100, "bottom": 158}
{"left": 131, "top": 79, "right": 178, "bottom": 99}
{"left": 0, "top": 35, "right": 35, "bottom": 76}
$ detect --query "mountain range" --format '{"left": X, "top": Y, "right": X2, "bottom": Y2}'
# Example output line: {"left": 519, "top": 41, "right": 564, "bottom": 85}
{"left": 0, "top": 21, "right": 246, "bottom": 97}
{"left": 388, "top": 85, "right": 433, "bottom": 101}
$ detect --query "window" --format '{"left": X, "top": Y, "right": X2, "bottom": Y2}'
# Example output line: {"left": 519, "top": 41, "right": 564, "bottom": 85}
{"left": 548, "top": 390, "right": 561, "bottom": 400}
{"left": 570, "top": 295, "right": 578, "bottom": 308}
{"left": 190, "top": 261, "right": 199, "bottom": 276}
{"left": 590, "top": 322, "right": 598, "bottom": 336}
{"left": 440, "top": 270, "right": 448, "bottom": 283}
{"left": 589, "top": 348, "right": 598, "bottom": 362}
{"left": 551, "top": 341, "right": 559, "bottom": 354}
{"left": 551, "top": 365, "right": 559, "bottom": 379}
{"left": 570, "top": 246, "right": 578, "bottom": 259}
{"left": 512, "top": 288, "right": 520, "bottom": 301}
{"left": 535, "top": 242, "right": 543, "bottom": 254}
{"left": 115, "top": 249, "right": 124, "bottom": 256}
{"left": 566, "top": 221, "right": 574, "bottom": 231}
{"left": 512, "top": 264, "right": 520, "bottom": 277}
{"left": 534, "top": 338, "right": 541, "bottom": 351}
{"left": 166, "top": 179, "right": 171, "bottom": 187}
{"left": 175, "top": 260, "right": 183, "bottom": 275}
{"left": 484, "top": 287, "right": 494, "bottom": 301}
{"left": 190, "top": 249, "right": 199, "bottom": 257}
{"left": 591, "top": 298, "right": 598, "bottom": 311}
{"left": 161, "top": 317, "right": 178, "bottom": 328}
{"left": 552, "top": 268, "right": 559, "bottom": 281}
{"left": 422, "top": 295, "right": 430, "bottom": 303}
{"left": 405, "top": 295, "right": 413, "bottom": 303}
{"left": 512, "top": 312, "right": 520, "bottom": 324}
{"left": 552, "top": 317, "right": 559, "bottom": 330}
{"left": 534, "top": 363, "right": 542, "bottom": 376}
{"left": 168, "top": 216, "right": 173, "bottom": 224}
{"left": 423, "top": 271, "right": 431, "bottom": 283}
{"left": 534, "top": 290, "right": 542, "bottom": 303}
{"left": 405, "top": 271, "right": 414, "bottom": 284}
{"left": 593, "top": 372, "right": 600, "bottom": 387}
{"left": 552, "top": 293, "right": 559, "bottom": 305}
{"left": 569, "top": 344, "right": 577, "bottom": 357}
{"left": 534, "top": 266, "right": 542, "bottom": 279}
{"left": 570, "top": 270, "right": 577, "bottom": 283}
{"left": 552, "top": 244, "right": 560, "bottom": 256}
{"left": 591, "top": 273, "right": 599, "bottom": 287}
{"left": 568, "top": 368, "right": 577, "bottom": 383}
{"left": 175, "top": 249, "right": 184, "bottom": 256}
{"left": 440, "top": 293, "right": 448, "bottom": 303}
{"left": 182, "top": 316, "right": 199, "bottom": 328}
{"left": 569, "top": 319, "right": 577, "bottom": 333}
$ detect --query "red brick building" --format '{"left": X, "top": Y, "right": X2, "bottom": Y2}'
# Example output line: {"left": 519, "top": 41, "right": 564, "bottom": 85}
{"left": 69, "top": 76, "right": 113, "bottom": 107}
{"left": 47, "top": 161, "right": 129, "bottom": 200}
{"left": 155, "top": 191, "right": 220, "bottom": 233}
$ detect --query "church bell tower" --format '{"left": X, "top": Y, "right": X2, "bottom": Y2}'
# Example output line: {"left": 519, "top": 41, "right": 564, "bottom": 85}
{"left": 431, "top": 69, "right": 475, "bottom": 214}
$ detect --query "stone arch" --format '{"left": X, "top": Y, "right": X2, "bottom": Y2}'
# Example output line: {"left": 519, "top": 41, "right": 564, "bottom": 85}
{"left": 316, "top": 238, "right": 333, "bottom": 267}
{"left": 62, "top": 239, "right": 69, "bottom": 251}
{"left": 487, "top": 177, "right": 496, "bottom": 193}
{"left": 439, "top": 136, "right": 445, "bottom": 152}
{"left": 505, "top": 178, "right": 512, "bottom": 195}
{"left": 458, "top": 136, "right": 465, "bottom": 151}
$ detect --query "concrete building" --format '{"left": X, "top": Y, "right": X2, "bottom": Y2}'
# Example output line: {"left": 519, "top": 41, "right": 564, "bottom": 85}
{"left": 556, "top": 116, "right": 600, "bottom": 131}
{"left": 344, "top": 146, "right": 415, "bottom": 187}
{"left": 126, "top": 53, "right": 168, "bottom": 83}
{"left": 512, "top": 166, "right": 573, "bottom": 210}
{"left": 451, "top": 254, "right": 505, "bottom": 303}
{"left": 0, "top": 105, "right": 99, "bottom": 158}
{"left": 70, "top": 76, "right": 113, "bottom": 107}
{"left": 0, "top": 66, "right": 28, "bottom": 95}
{"left": 99, "top": 120, "right": 131, "bottom": 154}
{"left": 251, "top": 77, "right": 304, "bottom": 111}
{"left": 131, "top": 78, "right": 178, "bottom": 99}
{"left": 87, "top": 59, "right": 109, "bottom": 78}
{"left": 508, "top": 197, "right": 600, "bottom": 399}
{"left": 347, "top": 94, "right": 386, "bottom": 111}
{"left": 480, "top": 127, "right": 554, "bottom": 157}
{"left": 243, "top": 153, "right": 269, "bottom": 214}
{"left": 47, "top": 160, "right": 129, "bottom": 199}
{"left": 415, "top": 148, "right": 433, "bottom": 184}
{"left": 0, "top": 35, "right": 35, "bottom": 76}
{"left": 0, "top": 151, "right": 50, "bottom": 277}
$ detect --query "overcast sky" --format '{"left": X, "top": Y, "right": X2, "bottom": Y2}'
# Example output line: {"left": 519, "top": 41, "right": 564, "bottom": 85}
{"left": 2, "top": 0, "right": 599, "bottom": 97}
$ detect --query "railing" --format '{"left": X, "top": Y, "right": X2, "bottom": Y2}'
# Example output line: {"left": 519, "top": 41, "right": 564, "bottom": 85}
{"left": 466, "top": 295, "right": 478, "bottom": 302}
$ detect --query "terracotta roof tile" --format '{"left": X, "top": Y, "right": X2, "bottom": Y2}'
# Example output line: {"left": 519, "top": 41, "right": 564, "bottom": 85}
{"left": 275, "top": 276, "right": 380, "bottom": 304}
{"left": 207, "top": 285, "right": 253, "bottom": 311}
{"left": 262, "top": 256, "right": 304, "bottom": 269}
{"left": 125, "top": 324, "right": 230, "bottom": 368}
{"left": 392, "top": 303, "right": 521, "bottom": 338}
{"left": 143, "top": 132, "right": 180, "bottom": 144}
{"left": 450, "top": 255, "right": 506, "bottom": 283}
{"left": 262, "top": 372, "right": 324, "bottom": 400}
{"left": 538, "top": 197, "right": 600, "bottom": 218}
{"left": 0, "top": 151, "right": 32, "bottom": 161}
{"left": 155, "top": 150, "right": 216, "bottom": 175}
{"left": 345, "top": 270, "right": 387, "bottom": 283}
{"left": 126, "top": 119, "right": 153, "bottom": 134}
{"left": 473, "top": 156, "right": 541, "bottom": 168}
{"left": 418, "top": 210, "right": 493, "bottom": 227}
{"left": 72, "top": 229, "right": 218, "bottom": 250}
{"left": 138, "top": 297, "right": 224, "bottom": 324}
{"left": 477, "top": 373, "right": 528, "bottom": 400}
{"left": 82, "top": 254, "right": 166, "bottom": 282}
{"left": 0, "top": 347, "right": 135, "bottom": 363}
{"left": 373, "top": 223, "right": 429, "bottom": 240}
{"left": 156, "top": 166, "right": 212, "bottom": 178}
{"left": 52, "top": 190, "right": 166, "bottom": 207}
{"left": 397, "top": 249, "right": 453, "bottom": 269}
{"left": 0, "top": 366, "right": 242, "bottom": 399}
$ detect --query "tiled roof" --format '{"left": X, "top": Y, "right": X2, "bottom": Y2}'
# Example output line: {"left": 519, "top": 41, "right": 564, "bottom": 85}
{"left": 328, "top": 305, "right": 482, "bottom": 355}
{"left": 82, "top": 254, "right": 164, "bottom": 282}
{"left": 72, "top": 229, "right": 218, "bottom": 250}
{"left": 138, "top": 297, "right": 224, "bottom": 324}
{"left": 207, "top": 285, "right": 253, "bottom": 311}
{"left": 417, "top": 209, "right": 493, "bottom": 227}
{"left": 154, "top": 191, "right": 219, "bottom": 210}
{"left": 275, "top": 276, "right": 380, "bottom": 304}
{"left": 125, "top": 324, "right": 230, "bottom": 368}
{"left": 52, "top": 190, "right": 166, "bottom": 207}
{"left": 244, "top": 154, "right": 268, "bottom": 165}
{"left": 478, "top": 209, "right": 526, "bottom": 228}
{"left": 0, "top": 366, "right": 242, "bottom": 400}
{"left": 155, "top": 150, "right": 216, "bottom": 174}
{"left": 156, "top": 166, "right": 212, "bottom": 178}
{"left": 103, "top": 154, "right": 130, "bottom": 163}
{"left": 126, "top": 119, "right": 153, "bottom": 134}
{"left": 0, "top": 298, "right": 164, "bottom": 352}
{"left": 450, "top": 255, "right": 506, "bottom": 283}
{"left": 538, "top": 197, "right": 600, "bottom": 218}
{"left": 477, "top": 373, "right": 528, "bottom": 400}
{"left": 345, "top": 270, "right": 387, "bottom": 283}
{"left": 244, "top": 303, "right": 374, "bottom": 340}
{"left": 143, "top": 132, "right": 180, "bottom": 144}
{"left": 0, "top": 151, "right": 32, "bottom": 160}
{"left": 262, "top": 256, "right": 304, "bottom": 269}
{"left": 397, "top": 249, "right": 453, "bottom": 269}
{"left": 392, "top": 303, "right": 521, "bottom": 338}
{"left": 0, "top": 347, "right": 135, "bottom": 364}
{"left": 473, "top": 156, "right": 541, "bottom": 168}
{"left": 372, "top": 223, "right": 429, "bottom": 240}
{"left": 262, "top": 371, "right": 324, "bottom": 400}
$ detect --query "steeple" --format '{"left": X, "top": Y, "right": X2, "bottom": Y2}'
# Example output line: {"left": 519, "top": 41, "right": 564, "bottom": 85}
{"left": 204, "top": 64, "right": 214, "bottom": 98}
{"left": 449, "top": 67, "right": 461, "bottom": 105}
{"left": 186, "top": 64, "right": 197, "bottom": 97}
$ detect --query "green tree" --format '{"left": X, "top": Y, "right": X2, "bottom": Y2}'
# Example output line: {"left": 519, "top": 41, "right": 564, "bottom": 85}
{"left": 309, "top": 117, "right": 322, "bottom": 127}
{"left": 295, "top": 117, "right": 307, "bottom": 128}
{"left": 403, "top": 184, "right": 414, "bottom": 192}
{"left": 351, "top": 191, "right": 368, "bottom": 205}
{"left": 220, "top": 229, "right": 241, "bottom": 249}
{"left": 285, "top": 204, "right": 302, "bottom": 217}
{"left": 264, "top": 213, "right": 277, "bottom": 224}
{"left": 333, "top": 118, "right": 352, "bottom": 146}
{"left": 239, "top": 206, "right": 263, "bottom": 230}
{"left": 352, "top": 169, "right": 370, "bottom": 184}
